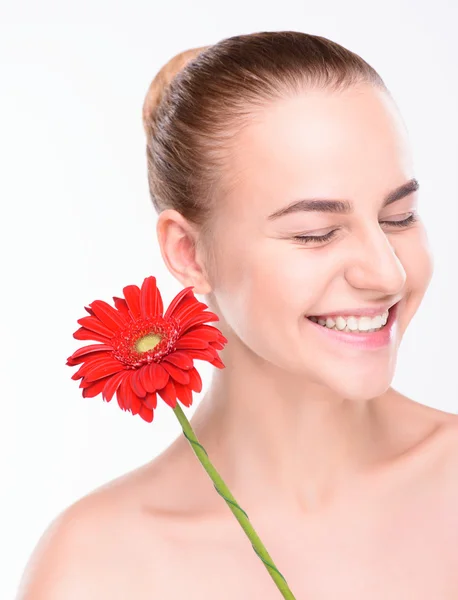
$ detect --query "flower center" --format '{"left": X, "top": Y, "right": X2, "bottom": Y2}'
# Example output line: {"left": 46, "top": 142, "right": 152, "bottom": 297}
{"left": 135, "top": 333, "right": 162, "bottom": 353}
{"left": 110, "top": 315, "right": 181, "bottom": 368}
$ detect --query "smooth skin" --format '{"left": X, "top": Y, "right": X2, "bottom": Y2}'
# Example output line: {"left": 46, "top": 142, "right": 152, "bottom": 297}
{"left": 17, "top": 84, "right": 458, "bottom": 599}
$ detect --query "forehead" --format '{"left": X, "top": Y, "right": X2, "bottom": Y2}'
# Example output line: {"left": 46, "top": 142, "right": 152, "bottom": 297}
{"left": 223, "top": 85, "right": 413, "bottom": 214}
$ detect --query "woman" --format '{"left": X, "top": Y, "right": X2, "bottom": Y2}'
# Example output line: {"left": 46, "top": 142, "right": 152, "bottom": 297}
{"left": 17, "top": 31, "right": 458, "bottom": 599}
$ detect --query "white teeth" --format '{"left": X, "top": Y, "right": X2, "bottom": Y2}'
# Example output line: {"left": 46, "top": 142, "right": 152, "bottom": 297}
{"left": 308, "top": 310, "right": 390, "bottom": 333}
{"left": 346, "top": 316, "right": 359, "bottom": 331}
{"left": 373, "top": 315, "right": 384, "bottom": 329}
{"left": 335, "top": 316, "right": 346, "bottom": 330}
{"left": 325, "top": 317, "right": 335, "bottom": 328}
{"left": 358, "top": 316, "right": 373, "bottom": 331}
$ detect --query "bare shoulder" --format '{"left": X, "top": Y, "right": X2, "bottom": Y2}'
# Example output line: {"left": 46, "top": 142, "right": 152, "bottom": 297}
{"left": 427, "top": 413, "right": 458, "bottom": 537}
{"left": 378, "top": 395, "right": 458, "bottom": 553}
{"left": 413, "top": 400, "right": 458, "bottom": 469}
{"left": 407, "top": 404, "right": 458, "bottom": 501}
{"left": 419, "top": 403, "right": 458, "bottom": 460}
{"left": 16, "top": 496, "right": 110, "bottom": 599}
{"left": 383, "top": 391, "right": 458, "bottom": 489}
{"left": 434, "top": 411, "right": 458, "bottom": 480}
{"left": 15, "top": 464, "right": 164, "bottom": 600}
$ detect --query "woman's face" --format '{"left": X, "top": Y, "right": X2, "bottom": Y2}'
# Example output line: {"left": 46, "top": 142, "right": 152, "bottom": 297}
{"left": 204, "top": 84, "right": 434, "bottom": 400}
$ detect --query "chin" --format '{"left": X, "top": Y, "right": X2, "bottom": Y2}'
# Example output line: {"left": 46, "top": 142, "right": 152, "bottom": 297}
{"left": 325, "top": 373, "right": 394, "bottom": 403}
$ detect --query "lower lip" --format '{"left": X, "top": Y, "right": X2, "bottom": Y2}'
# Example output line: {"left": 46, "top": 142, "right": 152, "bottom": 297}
{"left": 304, "top": 302, "right": 399, "bottom": 350}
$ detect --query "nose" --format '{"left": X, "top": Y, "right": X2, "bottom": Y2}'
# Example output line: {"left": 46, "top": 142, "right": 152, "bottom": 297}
{"left": 344, "top": 225, "right": 407, "bottom": 294}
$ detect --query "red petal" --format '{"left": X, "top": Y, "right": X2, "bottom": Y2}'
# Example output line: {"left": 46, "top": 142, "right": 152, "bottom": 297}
{"left": 71, "top": 364, "right": 85, "bottom": 380}
{"left": 89, "top": 299, "right": 128, "bottom": 332}
{"left": 181, "top": 324, "right": 220, "bottom": 342}
{"left": 82, "top": 376, "right": 110, "bottom": 398}
{"left": 187, "top": 367, "right": 202, "bottom": 393}
{"left": 84, "top": 359, "right": 125, "bottom": 382}
{"left": 79, "top": 377, "right": 97, "bottom": 388}
{"left": 122, "top": 284, "right": 142, "bottom": 320}
{"left": 122, "top": 373, "right": 142, "bottom": 415}
{"left": 66, "top": 350, "right": 112, "bottom": 367}
{"left": 209, "top": 355, "right": 225, "bottom": 369}
{"left": 103, "top": 371, "right": 127, "bottom": 402}
{"left": 67, "top": 344, "right": 113, "bottom": 361}
{"left": 143, "top": 391, "right": 157, "bottom": 410}
{"left": 139, "top": 403, "right": 154, "bottom": 423}
{"left": 174, "top": 381, "right": 194, "bottom": 407}
{"left": 163, "top": 286, "right": 195, "bottom": 321}
{"left": 211, "top": 340, "right": 225, "bottom": 350}
{"left": 173, "top": 334, "right": 209, "bottom": 350}
{"left": 162, "top": 351, "right": 194, "bottom": 370}
{"left": 140, "top": 276, "right": 164, "bottom": 319}
{"left": 151, "top": 362, "right": 169, "bottom": 388}
{"left": 130, "top": 369, "right": 147, "bottom": 398}
{"left": 112, "top": 296, "right": 131, "bottom": 319}
{"left": 68, "top": 344, "right": 113, "bottom": 360}
{"left": 184, "top": 348, "right": 216, "bottom": 363}
{"left": 73, "top": 327, "right": 113, "bottom": 344}
{"left": 156, "top": 378, "right": 177, "bottom": 408}
{"left": 185, "top": 323, "right": 228, "bottom": 345}
{"left": 161, "top": 361, "right": 190, "bottom": 385}
{"left": 130, "top": 392, "right": 142, "bottom": 415}
{"left": 74, "top": 355, "right": 114, "bottom": 375}
{"left": 76, "top": 316, "right": 114, "bottom": 339}
{"left": 140, "top": 362, "right": 169, "bottom": 392}
{"left": 116, "top": 375, "right": 130, "bottom": 410}
{"left": 138, "top": 364, "right": 154, "bottom": 393}
{"left": 179, "top": 311, "right": 220, "bottom": 334}
{"left": 173, "top": 300, "right": 209, "bottom": 329}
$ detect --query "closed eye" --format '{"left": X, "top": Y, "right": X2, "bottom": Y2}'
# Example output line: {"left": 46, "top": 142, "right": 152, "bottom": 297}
{"left": 379, "top": 213, "right": 418, "bottom": 228}
{"left": 292, "top": 212, "right": 418, "bottom": 245}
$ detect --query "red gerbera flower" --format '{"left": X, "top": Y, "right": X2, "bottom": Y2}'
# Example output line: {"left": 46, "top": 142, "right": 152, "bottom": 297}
{"left": 65, "top": 276, "right": 297, "bottom": 598}
{"left": 66, "top": 276, "right": 227, "bottom": 423}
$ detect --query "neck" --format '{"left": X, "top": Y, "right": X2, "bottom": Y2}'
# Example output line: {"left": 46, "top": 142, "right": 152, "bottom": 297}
{"left": 188, "top": 346, "right": 398, "bottom": 517}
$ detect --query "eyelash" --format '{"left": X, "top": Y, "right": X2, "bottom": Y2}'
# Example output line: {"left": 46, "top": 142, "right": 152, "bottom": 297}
{"left": 293, "top": 213, "right": 419, "bottom": 245}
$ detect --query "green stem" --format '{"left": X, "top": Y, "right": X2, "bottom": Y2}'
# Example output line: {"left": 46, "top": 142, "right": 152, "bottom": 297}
{"left": 172, "top": 402, "right": 297, "bottom": 599}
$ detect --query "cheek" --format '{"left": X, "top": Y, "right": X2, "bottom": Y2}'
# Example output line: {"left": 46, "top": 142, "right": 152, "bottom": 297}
{"left": 228, "top": 251, "right": 339, "bottom": 346}
{"left": 396, "top": 227, "right": 434, "bottom": 328}
{"left": 246, "top": 249, "right": 330, "bottom": 314}
{"left": 400, "top": 227, "right": 434, "bottom": 292}
{"left": 213, "top": 246, "right": 312, "bottom": 342}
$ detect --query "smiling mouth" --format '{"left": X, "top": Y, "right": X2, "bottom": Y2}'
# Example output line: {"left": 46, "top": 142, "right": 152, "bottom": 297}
{"left": 305, "top": 307, "right": 394, "bottom": 334}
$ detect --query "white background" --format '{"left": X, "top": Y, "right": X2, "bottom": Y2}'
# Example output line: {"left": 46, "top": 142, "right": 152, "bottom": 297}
{"left": 1, "top": 1, "right": 457, "bottom": 597}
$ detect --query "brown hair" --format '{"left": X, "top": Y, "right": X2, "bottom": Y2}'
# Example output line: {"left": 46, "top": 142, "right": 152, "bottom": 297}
{"left": 142, "top": 31, "right": 386, "bottom": 280}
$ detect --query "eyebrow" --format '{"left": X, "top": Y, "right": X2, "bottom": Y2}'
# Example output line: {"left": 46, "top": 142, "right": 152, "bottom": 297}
{"left": 266, "top": 178, "right": 420, "bottom": 220}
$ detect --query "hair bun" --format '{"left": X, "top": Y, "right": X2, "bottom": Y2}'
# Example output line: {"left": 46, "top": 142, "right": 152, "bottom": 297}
{"left": 142, "top": 45, "right": 210, "bottom": 140}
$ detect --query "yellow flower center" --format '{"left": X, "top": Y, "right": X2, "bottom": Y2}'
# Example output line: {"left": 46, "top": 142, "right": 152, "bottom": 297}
{"left": 110, "top": 316, "right": 180, "bottom": 367}
{"left": 135, "top": 333, "right": 162, "bottom": 353}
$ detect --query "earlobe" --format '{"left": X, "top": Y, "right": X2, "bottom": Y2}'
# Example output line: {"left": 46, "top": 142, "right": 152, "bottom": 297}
{"left": 188, "top": 278, "right": 213, "bottom": 296}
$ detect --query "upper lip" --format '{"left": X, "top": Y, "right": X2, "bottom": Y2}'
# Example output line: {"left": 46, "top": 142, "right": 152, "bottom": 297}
{"left": 308, "top": 299, "right": 401, "bottom": 318}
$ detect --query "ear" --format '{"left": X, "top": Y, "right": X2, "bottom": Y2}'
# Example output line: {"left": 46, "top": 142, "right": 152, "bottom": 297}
{"left": 156, "top": 209, "right": 213, "bottom": 295}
